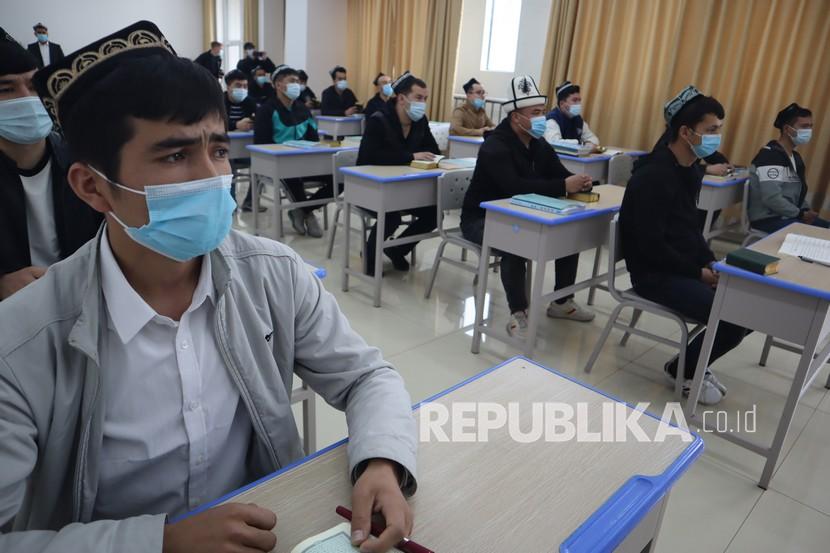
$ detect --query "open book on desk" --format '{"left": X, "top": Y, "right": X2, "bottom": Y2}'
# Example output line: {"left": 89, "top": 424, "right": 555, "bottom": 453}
{"left": 291, "top": 522, "right": 403, "bottom": 553}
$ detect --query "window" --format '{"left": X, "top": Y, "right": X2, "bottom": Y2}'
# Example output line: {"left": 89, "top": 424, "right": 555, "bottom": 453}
{"left": 480, "top": 0, "right": 522, "bottom": 72}
{"left": 215, "top": 0, "right": 246, "bottom": 72}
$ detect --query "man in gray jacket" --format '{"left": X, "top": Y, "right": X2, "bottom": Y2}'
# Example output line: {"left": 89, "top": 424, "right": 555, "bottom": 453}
{"left": 1, "top": 21, "right": 416, "bottom": 553}
{"left": 748, "top": 103, "right": 828, "bottom": 233}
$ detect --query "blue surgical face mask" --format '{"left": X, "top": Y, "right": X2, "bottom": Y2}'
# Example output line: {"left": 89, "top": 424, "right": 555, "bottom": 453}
{"left": 687, "top": 131, "right": 721, "bottom": 158}
{"left": 91, "top": 167, "right": 235, "bottom": 262}
{"left": 472, "top": 98, "right": 486, "bottom": 110}
{"left": 0, "top": 96, "right": 54, "bottom": 144}
{"left": 381, "top": 83, "right": 394, "bottom": 97}
{"left": 256, "top": 75, "right": 269, "bottom": 86}
{"left": 405, "top": 98, "right": 427, "bottom": 122}
{"left": 789, "top": 126, "right": 812, "bottom": 146}
{"left": 230, "top": 87, "right": 248, "bottom": 103}
{"left": 36, "top": 33, "right": 48, "bottom": 43}
{"left": 336, "top": 80, "right": 348, "bottom": 91}
{"left": 568, "top": 103, "right": 582, "bottom": 117}
{"left": 285, "top": 82, "right": 301, "bottom": 100}
{"left": 521, "top": 114, "right": 547, "bottom": 139}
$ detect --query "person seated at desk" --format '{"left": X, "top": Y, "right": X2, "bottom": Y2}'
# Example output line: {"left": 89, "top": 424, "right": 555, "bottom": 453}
{"left": 0, "top": 30, "right": 101, "bottom": 300}
{"left": 223, "top": 70, "right": 256, "bottom": 132}
{"left": 748, "top": 103, "right": 828, "bottom": 233}
{"left": 461, "top": 75, "right": 595, "bottom": 337}
{"left": 365, "top": 72, "right": 394, "bottom": 118}
{"left": 248, "top": 65, "right": 276, "bottom": 107}
{"left": 297, "top": 69, "right": 317, "bottom": 108}
{"left": 1, "top": 21, "right": 418, "bottom": 553}
{"left": 450, "top": 78, "right": 495, "bottom": 137}
{"left": 321, "top": 65, "right": 359, "bottom": 116}
{"left": 237, "top": 41, "right": 276, "bottom": 76}
{"left": 620, "top": 87, "right": 749, "bottom": 405}
{"left": 544, "top": 80, "right": 600, "bottom": 151}
{"left": 254, "top": 64, "right": 334, "bottom": 236}
{"left": 357, "top": 71, "right": 440, "bottom": 276}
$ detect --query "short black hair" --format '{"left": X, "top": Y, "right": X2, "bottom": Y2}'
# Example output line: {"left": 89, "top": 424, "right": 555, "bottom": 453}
{"left": 243, "top": 42, "right": 255, "bottom": 50}
{"left": 557, "top": 85, "right": 580, "bottom": 105}
{"left": 668, "top": 95, "right": 724, "bottom": 141}
{"left": 396, "top": 77, "right": 428, "bottom": 96}
{"left": 64, "top": 55, "right": 226, "bottom": 180}
{"left": 330, "top": 65, "right": 346, "bottom": 79}
{"left": 373, "top": 72, "right": 387, "bottom": 86}
{"left": 273, "top": 66, "right": 298, "bottom": 83}
{"left": 210, "top": 41, "right": 222, "bottom": 48}
{"left": 224, "top": 69, "right": 246, "bottom": 86}
{"left": 297, "top": 69, "right": 309, "bottom": 81}
{"left": 33, "top": 23, "right": 48, "bottom": 32}
{"left": 774, "top": 103, "right": 812, "bottom": 130}
{"left": 463, "top": 78, "right": 480, "bottom": 93}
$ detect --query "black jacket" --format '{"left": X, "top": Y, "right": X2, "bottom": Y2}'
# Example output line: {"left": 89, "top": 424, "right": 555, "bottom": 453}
{"left": 237, "top": 56, "right": 276, "bottom": 76}
{"left": 224, "top": 94, "right": 257, "bottom": 131}
{"left": 248, "top": 81, "right": 276, "bottom": 107}
{"left": 461, "top": 118, "right": 573, "bottom": 221}
{"left": 619, "top": 145, "right": 715, "bottom": 282}
{"left": 194, "top": 51, "right": 222, "bottom": 78}
{"left": 26, "top": 42, "right": 65, "bottom": 68}
{"left": 254, "top": 97, "right": 319, "bottom": 145}
{"left": 321, "top": 85, "right": 358, "bottom": 116}
{"left": 0, "top": 133, "right": 102, "bottom": 275}
{"left": 299, "top": 86, "right": 317, "bottom": 105}
{"left": 364, "top": 93, "right": 387, "bottom": 118}
{"left": 356, "top": 105, "right": 440, "bottom": 166}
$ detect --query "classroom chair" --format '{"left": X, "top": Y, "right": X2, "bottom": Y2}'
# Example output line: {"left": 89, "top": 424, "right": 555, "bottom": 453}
{"left": 607, "top": 154, "right": 635, "bottom": 186}
{"left": 740, "top": 180, "right": 768, "bottom": 246}
{"left": 425, "top": 169, "right": 498, "bottom": 299}
{"left": 584, "top": 215, "right": 705, "bottom": 398}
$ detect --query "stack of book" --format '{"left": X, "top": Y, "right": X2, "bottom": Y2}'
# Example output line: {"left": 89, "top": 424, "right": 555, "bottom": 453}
{"left": 509, "top": 193, "right": 586, "bottom": 215}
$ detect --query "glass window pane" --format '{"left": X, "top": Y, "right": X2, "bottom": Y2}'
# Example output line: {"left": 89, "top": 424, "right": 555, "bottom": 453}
{"left": 480, "top": 0, "right": 521, "bottom": 72}
{"left": 227, "top": 0, "right": 242, "bottom": 41}
{"left": 215, "top": 0, "right": 225, "bottom": 42}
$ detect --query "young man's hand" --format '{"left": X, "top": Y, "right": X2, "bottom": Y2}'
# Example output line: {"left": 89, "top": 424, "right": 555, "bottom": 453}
{"left": 800, "top": 210, "right": 819, "bottom": 224}
{"left": 162, "top": 503, "right": 277, "bottom": 553}
{"left": 236, "top": 118, "right": 253, "bottom": 131}
{"left": 350, "top": 459, "right": 413, "bottom": 553}
{"left": 0, "top": 266, "right": 46, "bottom": 300}
{"left": 701, "top": 267, "right": 719, "bottom": 288}
{"left": 345, "top": 106, "right": 359, "bottom": 116}
{"left": 705, "top": 163, "right": 733, "bottom": 177}
{"left": 412, "top": 152, "right": 436, "bottom": 161}
{"left": 565, "top": 174, "right": 592, "bottom": 194}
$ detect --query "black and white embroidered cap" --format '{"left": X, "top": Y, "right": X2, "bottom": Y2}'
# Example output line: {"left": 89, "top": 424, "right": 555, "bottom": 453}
{"left": 502, "top": 75, "right": 547, "bottom": 114}
{"left": 664, "top": 85, "right": 703, "bottom": 124}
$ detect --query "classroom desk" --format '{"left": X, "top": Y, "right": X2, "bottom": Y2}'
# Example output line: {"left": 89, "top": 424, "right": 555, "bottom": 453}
{"left": 448, "top": 135, "right": 484, "bottom": 158}
{"left": 340, "top": 165, "right": 443, "bottom": 307}
{"left": 177, "top": 356, "right": 702, "bottom": 553}
{"left": 685, "top": 223, "right": 830, "bottom": 489}
{"left": 472, "top": 185, "right": 625, "bottom": 358}
{"left": 315, "top": 114, "right": 365, "bottom": 138}
{"left": 698, "top": 172, "right": 750, "bottom": 241}
{"left": 247, "top": 143, "right": 358, "bottom": 239}
{"left": 557, "top": 149, "right": 646, "bottom": 183}
{"left": 228, "top": 130, "right": 254, "bottom": 159}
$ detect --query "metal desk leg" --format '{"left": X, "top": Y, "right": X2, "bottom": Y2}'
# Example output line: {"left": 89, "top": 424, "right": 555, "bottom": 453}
{"left": 342, "top": 201, "right": 351, "bottom": 292}
{"left": 702, "top": 209, "right": 714, "bottom": 243}
{"left": 273, "top": 180, "right": 284, "bottom": 240}
{"left": 524, "top": 259, "right": 547, "bottom": 358}
{"left": 252, "top": 173, "right": 261, "bottom": 236}
{"left": 471, "top": 240, "right": 492, "bottom": 354}
{"left": 301, "top": 382, "right": 316, "bottom": 456}
{"left": 587, "top": 246, "right": 601, "bottom": 306}
{"left": 373, "top": 210, "right": 386, "bottom": 307}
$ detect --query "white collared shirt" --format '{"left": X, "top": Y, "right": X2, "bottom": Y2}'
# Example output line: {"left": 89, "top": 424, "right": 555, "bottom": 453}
{"left": 93, "top": 231, "right": 252, "bottom": 520}
{"left": 38, "top": 42, "right": 50, "bottom": 66}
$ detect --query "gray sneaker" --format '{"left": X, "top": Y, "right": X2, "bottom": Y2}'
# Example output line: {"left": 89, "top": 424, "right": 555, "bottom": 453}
{"left": 289, "top": 209, "right": 306, "bottom": 235}
{"left": 304, "top": 212, "right": 324, "bottom": 238}
{"left": 506, "top": 310, "right": 528, "bottom": 339}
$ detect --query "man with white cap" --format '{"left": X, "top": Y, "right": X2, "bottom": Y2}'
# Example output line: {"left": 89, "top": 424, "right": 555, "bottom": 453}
{"left": 461, "top": 75, "right": 595, "bottom": 338}
{"left": 544, "top": 80, "right": 600, "bottom": 150}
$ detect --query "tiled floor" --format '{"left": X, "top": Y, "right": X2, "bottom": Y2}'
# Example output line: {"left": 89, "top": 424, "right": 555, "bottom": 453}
{"left": 234, "top": 192, "right": 830, "bottom": 553}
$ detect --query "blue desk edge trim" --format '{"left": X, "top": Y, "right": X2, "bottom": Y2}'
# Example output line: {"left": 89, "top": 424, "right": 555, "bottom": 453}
{"left": 713, "top": 260, "right": 830, "bottom": 301}
{"left": 315, "top": 115, "right": 364, "bottom": 121}
{"left": 557, "top": 153, "right": 610, "bottom": 163}
{"left": 245, "top": 144, "right": 358, "bottom": 155}
{"left": 173, "top": 355, "right": 703, "bottom": 550}
{"left": 480, "top": 200, "right": 620, "bottom": 226}
{"left": 448, "top": 136, "right": 484, "bottom": 144}
{"left": 228, "top": 131, "right": 254, "bottom": 138}
{"left": 340, "top": 166, "right": 444, "bottom": 182}
{"left": 702, "top": 176, "right": 748, "bottom": 187}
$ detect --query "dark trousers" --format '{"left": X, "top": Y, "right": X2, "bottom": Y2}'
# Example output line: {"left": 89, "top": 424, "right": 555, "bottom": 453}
{"left": 282, "top": 175, "right": 338, "bottom": 215}
{"left": 751, "top": 215, "right": 830, "bottom": 234}
{"left": 461, "top": 216, "right": 578, "bottom": 314}
{"left": 633, "top": 273, "right": 749, "bottom": 379}
{"left": 365, "top": 207, "right": 437, "bottom": 263}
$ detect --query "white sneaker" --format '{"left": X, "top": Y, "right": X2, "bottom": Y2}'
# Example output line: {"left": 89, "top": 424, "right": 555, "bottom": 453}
{"left": 663, "top": 364, "right": 724, "bottom": 405}
{"left": 547, "top": 299, "right": 595, "bottom": 322}
{"left": 304, "top": 213, "right": 324, "bottom": 238}
{"left": 705, "top": 371, "right": 728, "bottom": 397}
{"left": 506, "top": 310, "right": 528, "bottom": 339}
{"left": 289, "top": 209, "right": 306, "bottom": 235}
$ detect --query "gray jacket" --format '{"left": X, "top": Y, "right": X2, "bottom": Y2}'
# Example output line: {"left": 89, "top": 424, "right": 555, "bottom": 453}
{"left": 748, "top": 140, "right": 809, "bottom": 222}
{"left": 0, "top": 228, "right": 417, "bottom": 552}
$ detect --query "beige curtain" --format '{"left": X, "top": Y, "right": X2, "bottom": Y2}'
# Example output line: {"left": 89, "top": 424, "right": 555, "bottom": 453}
{"left": 202, "top": 0, "right": 217, "bottom": 50}
{"left": 346, "top": 0, "right": 463, "bottom": 121}
{"left": 557, "top": 0, "right": 830, "bottom": 212}
{"left": 540, "top": 0, "right": 579, "bottom": 108}
{"left": 244, "top": 0, "right": 259, "bottom": 46}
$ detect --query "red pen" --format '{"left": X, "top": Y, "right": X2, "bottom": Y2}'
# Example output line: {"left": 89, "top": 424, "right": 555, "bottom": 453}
{"left": 335, "top": 505, "right": 434, "bottom": 553}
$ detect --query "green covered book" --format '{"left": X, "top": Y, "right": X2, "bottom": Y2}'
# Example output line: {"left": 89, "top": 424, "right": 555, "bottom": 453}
{"left": 725, "top": 248, "right": 780, "bottom": 275}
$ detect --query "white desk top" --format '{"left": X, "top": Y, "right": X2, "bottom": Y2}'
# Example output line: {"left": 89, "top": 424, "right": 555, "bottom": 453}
{"left": 176, "top": 357, "right": 700, "bottom": 552}
{"left": 315, "top": 114, "right": 365, "bottom": 122}
{"left": 702, "top": 171, "right": 749, "bottom": 188}
{"left": 246, "top": 143, "right": 357, "bottom": 156}
{"left": 448, "top": 135, "right": 485, "bottom": 144}
{"left": 481, "top": 184, "right": 625, "bottom": 226}
{"left": 557, "top": 147, "right": 646, "bottom": 163}
{"left": 340, "top": 164, "right": 445, "bottom": 182}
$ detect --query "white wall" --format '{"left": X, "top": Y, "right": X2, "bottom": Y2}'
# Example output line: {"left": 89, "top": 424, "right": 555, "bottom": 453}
{"left": 454, "top": 0, "right": 552, "bottom": 101}
{"left": 3, "top": 0, "right": 204, "bottom": 59}
{"left": 260, "top": 0, "right": 286, "bottom": 64}
{"left": 281, "top": 0, "right": 346, "bottom": 96}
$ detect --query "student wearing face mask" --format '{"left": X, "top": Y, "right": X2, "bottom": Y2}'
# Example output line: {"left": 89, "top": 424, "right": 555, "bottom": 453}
{"left": 450, "top": 78, "right": 496, "bottom": 137}
{"left": 619, "top": 86, "right": 750, "bottom": 406}
{"left": 254, "top": 65, "right": 334, "bottom": 234}
{"left": 0, "top": 22, "right": 418, "bottom": 553}
{"left": 0, "top": 28, "right": 101, "bottom": 300}
{"left": 748, "top": 103, "right": 827, "bottom": 233}
{"left": 461, "top": 75, "right": 595, "bottom": 337}
{"left": 357, "top": 71, "right": 441, "bottom": 276}
{"left": 297, "top": 70, "right": 317, "bottom": 108}
{"left": 223, "top": 70, "right": 256, "bottom": 132}
{"left": 248, "top": 66, "right": 276, "bottom": 106}
{"left": 544, "top": 80, "right": 600, "bottom": 152}
{"left": 364, "top": 72, "right": 394, "bottom": 118}
{"left": 321, "top": 65, "right": 359, "bottom": 116}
